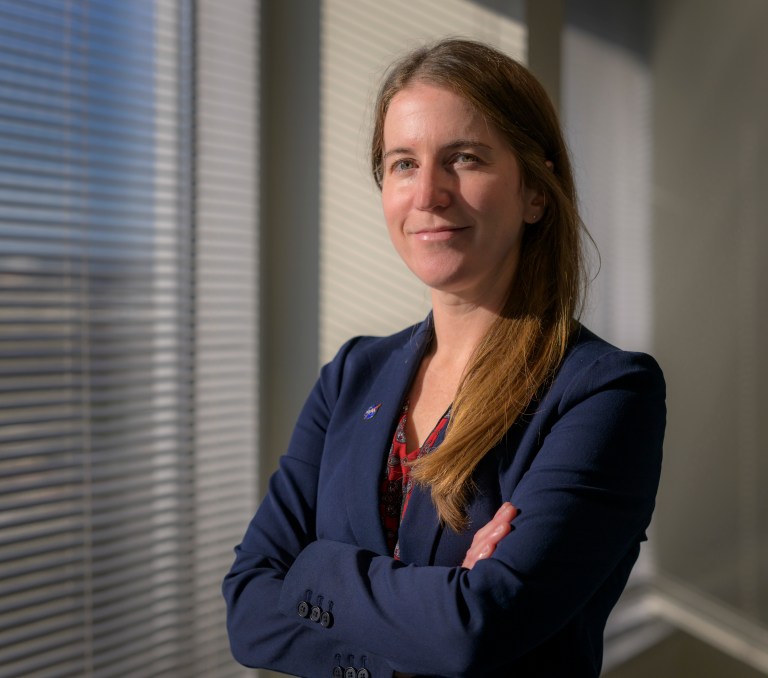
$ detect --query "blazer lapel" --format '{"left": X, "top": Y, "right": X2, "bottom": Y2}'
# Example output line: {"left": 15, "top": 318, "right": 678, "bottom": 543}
{"left": 395, "top": 421, "right": 447, "bottom": 565}
{"left": 345, "top": 319, "right": 431, "bottom": 555}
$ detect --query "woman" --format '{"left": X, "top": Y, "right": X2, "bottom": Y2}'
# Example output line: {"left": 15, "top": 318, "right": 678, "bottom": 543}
{"left": 223, "top": 38, "right": 665, "bottom": 678}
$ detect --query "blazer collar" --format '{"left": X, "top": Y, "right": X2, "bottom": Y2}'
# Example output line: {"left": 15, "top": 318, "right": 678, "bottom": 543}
{"left": 345, "top": 316, "right": 434, "bottom": 556}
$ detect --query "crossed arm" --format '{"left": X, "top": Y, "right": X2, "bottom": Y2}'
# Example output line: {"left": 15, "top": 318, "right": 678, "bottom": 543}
{"left": 391, "top": 505, "right": 515, "bottom": 678}
{"left": 223, "top": 343, "right": 664, "bottom": 677}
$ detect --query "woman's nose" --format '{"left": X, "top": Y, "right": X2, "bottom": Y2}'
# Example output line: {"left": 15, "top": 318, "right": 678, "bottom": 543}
{"left": 414, "top": 165, "right": 451, "bottom": 211}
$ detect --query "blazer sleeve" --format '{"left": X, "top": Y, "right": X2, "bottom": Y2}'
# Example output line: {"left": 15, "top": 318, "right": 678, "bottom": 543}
{"left": 270, "top": 349, "right": 665, "bottom": 677}
{"left": 222, "top": 337, "right": 394, "bottom": 678}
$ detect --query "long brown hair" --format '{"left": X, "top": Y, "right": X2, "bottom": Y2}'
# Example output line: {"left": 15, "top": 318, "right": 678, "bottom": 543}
{"left": 371, "top": 39, "right": 587, "bottom": 531}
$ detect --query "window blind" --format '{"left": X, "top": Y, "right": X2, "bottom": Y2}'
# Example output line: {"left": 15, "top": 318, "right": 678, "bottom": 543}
{"left": 191, "top": 0, "right": 259, "bottom": 674}
{"left": 0, "top": 1, "right": 258, "bottom": 676}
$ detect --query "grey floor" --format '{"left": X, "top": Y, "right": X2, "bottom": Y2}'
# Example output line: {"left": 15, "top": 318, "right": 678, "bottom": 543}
{"left": 603, "top": 631, "right": 767, "bottom": 678}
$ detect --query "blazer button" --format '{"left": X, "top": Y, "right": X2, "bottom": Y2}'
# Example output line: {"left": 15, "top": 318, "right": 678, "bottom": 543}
{"left": 332, "top": 667, "right": 343, "bottom": 678}
{"left": 309, "top": 605, "right": 322, "bottom": 623}
{"left": 344, "top": 668, "right": 357, "bottom": 678}
{"left": 297, "top": 601, "right": 309, "bottom": 618}
{"left": 320, "top": 610, "right": 334, "bottom": 628}
{"left": 357, "top": 669, "right": 370, "bottom": 678}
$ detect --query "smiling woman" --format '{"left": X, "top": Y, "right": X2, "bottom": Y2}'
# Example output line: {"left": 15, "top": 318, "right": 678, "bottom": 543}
{"left": 223, "top": 38, "right": 666, "bottom": 678}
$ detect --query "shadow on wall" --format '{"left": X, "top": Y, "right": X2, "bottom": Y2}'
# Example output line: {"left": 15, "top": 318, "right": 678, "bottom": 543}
{"left": 564, "top": 0, "right": 768, "bottom": 673}
{"left": 652, "top": 0, "right": 768, "bottom": 633}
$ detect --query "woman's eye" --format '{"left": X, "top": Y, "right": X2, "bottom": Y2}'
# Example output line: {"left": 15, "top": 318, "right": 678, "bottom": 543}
{"left": 392, "top": 158, "right": 416, "bottom": 172}
{"left": 454, "top": 152, "right": 479, "bottom": 165}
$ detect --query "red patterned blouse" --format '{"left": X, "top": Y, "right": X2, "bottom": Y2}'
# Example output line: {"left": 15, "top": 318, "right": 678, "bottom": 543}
{"left": 379, "top": 400, "right": 451, "bottom": 559}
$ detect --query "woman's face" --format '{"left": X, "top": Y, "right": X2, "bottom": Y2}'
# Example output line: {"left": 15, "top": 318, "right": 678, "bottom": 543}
{"left": 380, "top": 83, "right": 541, "bottom": 306}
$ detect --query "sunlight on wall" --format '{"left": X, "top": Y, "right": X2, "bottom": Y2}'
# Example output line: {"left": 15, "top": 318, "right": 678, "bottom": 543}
{"left": 318, "top": 0, "right": 525, "bottom": 362}
{"left": 564, "top": 26, "right": 653, "bottom": 353}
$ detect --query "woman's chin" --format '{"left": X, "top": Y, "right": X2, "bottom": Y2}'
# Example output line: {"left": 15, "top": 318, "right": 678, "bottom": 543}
{"left": 408, "top": 266, "right": 465, "bottom": 294}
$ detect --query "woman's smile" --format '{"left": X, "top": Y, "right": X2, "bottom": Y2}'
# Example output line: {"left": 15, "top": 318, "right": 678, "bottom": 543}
{"left": 408, "top": 224, "right": 470, "bottom": 241}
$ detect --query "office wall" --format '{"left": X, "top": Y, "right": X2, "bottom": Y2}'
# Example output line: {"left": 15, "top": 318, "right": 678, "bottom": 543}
{"left": 652, "top": 0, "right": 768, "bottom": 634}
{"left": 564, "top": 0, "right": 768, "bottom": 672}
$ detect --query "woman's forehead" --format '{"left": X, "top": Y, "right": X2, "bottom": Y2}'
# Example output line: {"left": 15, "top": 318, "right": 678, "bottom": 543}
{"left": 383, "top": 84, "right": 507, "bottom": 152}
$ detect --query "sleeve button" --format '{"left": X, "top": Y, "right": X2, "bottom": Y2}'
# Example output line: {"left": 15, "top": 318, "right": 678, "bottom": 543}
{"left": 357, "top": 669, "right": 370, "bottom": 678}
{"left": 309, "top": 605, "right": 322, "bottom": 623}
{"left": 297, "top": 601, "right": 309, "bottom": 618}
{"left": 332, "top": 667, "right": 343, "bottom": 678}
{"left": 345, "top": 668, "right": 357, "bottom": 678}
{"left": 320, "top": 610, "right": 334, "bottom": 628}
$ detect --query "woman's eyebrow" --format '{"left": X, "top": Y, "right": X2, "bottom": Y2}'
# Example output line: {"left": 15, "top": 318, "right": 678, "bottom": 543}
{"left": 382, "top": 139, "right": 492, "bottom": 159}
{"left": 382, "top": 147, "right": 412, "bottom": 160}
{"left": 442, "top": 139, "right": 492, "bottom": 152}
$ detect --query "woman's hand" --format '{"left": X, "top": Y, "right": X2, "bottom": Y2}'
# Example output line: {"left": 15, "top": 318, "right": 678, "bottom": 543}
{"left": 461, "top": 502, "right": 517, "bottom": 569}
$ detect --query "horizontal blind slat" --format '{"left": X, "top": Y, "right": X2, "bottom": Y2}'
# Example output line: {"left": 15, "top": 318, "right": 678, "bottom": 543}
{"left": 1, "top": 1, "right": 259, "bottom": 675}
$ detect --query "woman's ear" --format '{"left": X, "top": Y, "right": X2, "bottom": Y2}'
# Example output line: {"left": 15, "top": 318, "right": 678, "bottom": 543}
{"left": 523, "top": 186, "right": 546, "bottom": 224}
{"left": 524, "top": 161, "right": 553, "bottom": 224}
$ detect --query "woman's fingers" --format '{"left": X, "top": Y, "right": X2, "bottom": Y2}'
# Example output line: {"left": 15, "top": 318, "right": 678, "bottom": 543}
{"left": 461, "top": 502, "right": 518, "bottom": 569}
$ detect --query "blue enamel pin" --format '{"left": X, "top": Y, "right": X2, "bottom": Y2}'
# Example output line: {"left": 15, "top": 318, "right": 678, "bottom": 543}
{"left": 363, "top": 403, "right": 382, "bottom": 420}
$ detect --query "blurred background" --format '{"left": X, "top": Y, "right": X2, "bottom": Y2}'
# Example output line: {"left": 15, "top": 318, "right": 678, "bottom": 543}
{"left": 0, "top": 0, "right": 765, "bottom": 676}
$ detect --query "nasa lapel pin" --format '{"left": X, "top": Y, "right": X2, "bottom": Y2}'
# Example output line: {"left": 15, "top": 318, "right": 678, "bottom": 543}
{"left": 363, "top": 403, "right": 382, "bottom": 420}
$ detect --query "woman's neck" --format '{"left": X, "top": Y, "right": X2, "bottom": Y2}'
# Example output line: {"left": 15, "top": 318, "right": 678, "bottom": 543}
{"left": 429, "top": 292, "right": 502, "bottom": 369}
{"left": 404, "top": 295, "right": 498, "bottom": 448}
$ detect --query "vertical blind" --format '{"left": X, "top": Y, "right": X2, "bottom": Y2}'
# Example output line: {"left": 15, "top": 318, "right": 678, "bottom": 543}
{"left": 0, "top": 1, "right": 258, "bottom": 676}
{"left": 192, "top": 0, "right": 259, "bottom": 674}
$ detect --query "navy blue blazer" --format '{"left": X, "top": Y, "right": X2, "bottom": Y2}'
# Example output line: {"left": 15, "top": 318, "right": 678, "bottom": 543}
{"left": 223, "top": 318, "right": 666, "bottom": 677}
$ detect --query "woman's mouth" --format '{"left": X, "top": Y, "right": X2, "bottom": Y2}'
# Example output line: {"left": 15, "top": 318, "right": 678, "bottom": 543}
{"left": 410, "top": 225, "right": 469, "bottom": 241}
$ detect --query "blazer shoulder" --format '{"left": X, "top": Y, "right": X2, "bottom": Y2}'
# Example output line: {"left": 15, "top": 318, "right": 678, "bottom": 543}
{"left": 315, "top": 317, "right": 431, "bottom": 401}
{"left": 553, "top": 325, "right": 666, "bottom": 401}
{"left": 323, "top": 318, "right": 430, "bottom": 374}
{"left": 346, "top": 318, "right": 430, "bottom": 359}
